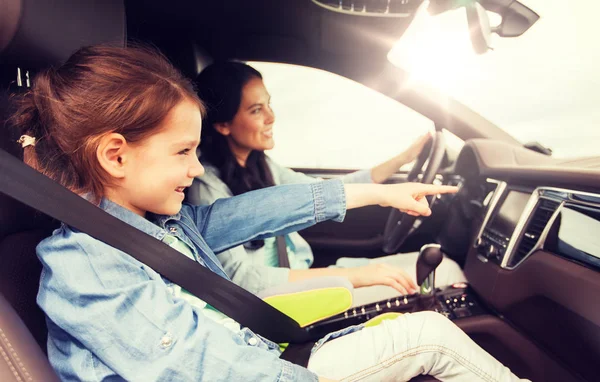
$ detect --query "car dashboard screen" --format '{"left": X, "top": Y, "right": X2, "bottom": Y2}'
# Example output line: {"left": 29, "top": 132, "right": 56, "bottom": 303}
{"left": 489, "top": 191, "right": 531, "bottom": 237}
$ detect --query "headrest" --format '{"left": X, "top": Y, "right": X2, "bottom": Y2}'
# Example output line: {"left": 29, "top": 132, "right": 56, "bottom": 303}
{"left": 0, "top": 0, "right": 125, "bottom": 239}
{"left": 0, "top": 0, "right": 126, "bottom": 71}
{"left": 159, "top": 40, "right": 213, "bottom": 80}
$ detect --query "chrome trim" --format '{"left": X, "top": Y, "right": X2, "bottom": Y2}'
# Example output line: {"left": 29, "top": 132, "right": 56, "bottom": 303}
{"left": 16, "top": 67, "right": 22, "bottom": 87}
{"left": 499, "top": 190, "right": 540, "bottom": 268}
{"left": 494, "top": 186, "right": 600, "bottom": 269}
{"left": 473, "top": 179, "right": 507, "bottom": 247}
{"left": 420, "top": 271, "right": 435, "bottom": 295}
{"left": 502, "top": 196, "right": 564, "bottom": 269}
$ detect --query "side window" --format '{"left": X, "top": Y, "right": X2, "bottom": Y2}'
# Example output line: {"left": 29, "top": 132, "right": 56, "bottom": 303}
{"left": 249, "top": 62, "right": 462, "bottom": 170}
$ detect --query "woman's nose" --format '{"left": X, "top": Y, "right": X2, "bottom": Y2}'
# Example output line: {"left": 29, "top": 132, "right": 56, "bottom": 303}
{"left": 265, "top": 105, "right": 275, "bottom": 124}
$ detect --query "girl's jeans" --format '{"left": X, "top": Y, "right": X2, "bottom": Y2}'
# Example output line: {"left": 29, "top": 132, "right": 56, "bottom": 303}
{"left": 308, "top": 311, "right": 528, "bottom": 382}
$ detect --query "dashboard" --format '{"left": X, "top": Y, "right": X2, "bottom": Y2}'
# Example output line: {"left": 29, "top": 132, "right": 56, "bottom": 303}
{"left": 440, "top": 138, "right": 600, "bottom": 380}
{"left": 449, "top": 138, "right": 600, "bottom": 274}
{"left": 472, "top": 179, "right": 600, "bottom": 272}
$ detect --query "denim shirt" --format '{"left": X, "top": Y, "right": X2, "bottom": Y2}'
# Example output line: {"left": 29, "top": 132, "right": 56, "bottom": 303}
{"left": 36, "top": 179, "right": 346, "bottom": 381}
{"left": 188, "top": 157, "right": 372, "bottom": 293}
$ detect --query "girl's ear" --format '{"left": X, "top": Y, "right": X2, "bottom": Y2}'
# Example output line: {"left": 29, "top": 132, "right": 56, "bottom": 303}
{"left": 214, "top": 122, "right": 231, "bottom": 136}
{"left": 96, "top": 133, "right": 128, "bottom": 179}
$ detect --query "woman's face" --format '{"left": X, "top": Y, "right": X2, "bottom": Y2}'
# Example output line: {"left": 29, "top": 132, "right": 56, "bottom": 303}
{"left": 216, "top": 77, "right": 275, "bottom": 162}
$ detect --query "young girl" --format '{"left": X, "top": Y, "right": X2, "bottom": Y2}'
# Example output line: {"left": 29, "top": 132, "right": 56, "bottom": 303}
{"left": 14, "top": 44, "right": 526, "bottom": 381}
{"left": 190, "top": 61, "right": 466, "bottom": 305}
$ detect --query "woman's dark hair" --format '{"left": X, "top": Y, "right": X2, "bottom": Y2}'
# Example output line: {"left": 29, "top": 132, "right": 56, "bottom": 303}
{"left": 10, "top": 44, "right": 204, "bottom": 200}
{"left": 195, "top": 61, "right": 275, "bottom": 196}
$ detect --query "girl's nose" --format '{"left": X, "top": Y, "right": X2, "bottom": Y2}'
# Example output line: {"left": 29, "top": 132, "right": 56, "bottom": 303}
{"left": 190, "top": 157, "right": 205, "bottom": 178}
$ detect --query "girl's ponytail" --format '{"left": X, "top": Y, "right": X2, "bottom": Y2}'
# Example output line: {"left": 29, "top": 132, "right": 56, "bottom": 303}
{"left": 6, "top": 44, "right": 203, "bottom": 199}
{"left": 11, "top": 70, "right": 78, "bottom": 189}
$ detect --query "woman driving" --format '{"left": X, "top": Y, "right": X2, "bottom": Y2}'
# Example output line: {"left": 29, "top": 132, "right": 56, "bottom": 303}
{"left": 189, "top": 61, "right": 467, "bottom": 305}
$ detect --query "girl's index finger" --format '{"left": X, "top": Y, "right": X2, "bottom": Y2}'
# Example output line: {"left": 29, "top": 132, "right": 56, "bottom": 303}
{"left": 415, "top": 185, "right": 459, "bottom": 196}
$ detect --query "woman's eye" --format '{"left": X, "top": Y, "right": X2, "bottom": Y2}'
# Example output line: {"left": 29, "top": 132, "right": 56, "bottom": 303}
{"left": 178, "top": 149, "right": 191, "bottom": 155}
{"left": 251, "top": 108, "right": 261, "bottom": 114}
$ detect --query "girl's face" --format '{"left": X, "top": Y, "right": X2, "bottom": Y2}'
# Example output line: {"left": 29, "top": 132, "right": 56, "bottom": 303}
{"left": 215, "top": 77, "right": 275, "bottom": 164}
{"left": 109, "top": 99, "right": 205, "bottom": 216}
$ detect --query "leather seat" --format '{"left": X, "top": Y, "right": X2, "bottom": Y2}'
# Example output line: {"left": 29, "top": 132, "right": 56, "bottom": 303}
{"left": 0, "top": 72, "right": 60, "bottom": 381}
{"left": 0, "top": 294, "right": 59, "bottom": 382}
{"left": 0, "top": 1, "right": 126, "bottom": 380}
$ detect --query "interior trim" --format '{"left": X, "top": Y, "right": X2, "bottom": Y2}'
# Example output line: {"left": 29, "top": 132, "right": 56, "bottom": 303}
{"left": 310, "top": 0, "right": 419, "bottom": 17}
{"left": 0, "top": 0, "right": 22, "bottom": 53}
{"left": 455, "top": 314, "right": 579, "bottom": 381}
{"left": 474, "top": 178, "right": 506, "bottom": 248}
{"left": 489, "top": 186, "right": 600, "bottom": 269}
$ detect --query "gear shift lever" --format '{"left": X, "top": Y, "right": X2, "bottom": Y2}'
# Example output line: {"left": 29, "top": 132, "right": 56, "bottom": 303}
{"left": 416, "top": 244, "right": 444, "bottom": 297}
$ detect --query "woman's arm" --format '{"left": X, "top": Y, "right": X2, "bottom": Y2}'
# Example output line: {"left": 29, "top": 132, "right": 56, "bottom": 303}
{"left": 217, "top": 245, "right": 291, "bottom": 294}
{"left": 289, "top": 262, "right": 419, "bottom": 295}
{"left": 267, "top": 156, "right": 320, "bottom": 185}
{"left": 189, "top": 165, "right": 293, "bottom": 293}
{"left": 268, "top": 155, "right": 372, "bottom": 185}
{"left": 369, "top": 132, "right": 431, "bottom": 184}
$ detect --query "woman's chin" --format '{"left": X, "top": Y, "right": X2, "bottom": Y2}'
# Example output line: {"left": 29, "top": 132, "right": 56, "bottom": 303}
{"left": 262, "top": 139, "right": 275, "bottom": 151}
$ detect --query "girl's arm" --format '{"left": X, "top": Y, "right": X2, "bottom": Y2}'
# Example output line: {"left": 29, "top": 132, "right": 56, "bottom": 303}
{"left": 190, "top": 179, "right": 346, "bottom": 253}
{"left": 191, "top": 179, "right": 457, "bottom": 255}
{"left": 268, "top": 155, "right": 372, "bottom": 185}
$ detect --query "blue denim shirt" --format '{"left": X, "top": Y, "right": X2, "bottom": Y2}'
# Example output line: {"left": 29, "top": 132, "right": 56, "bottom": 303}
{"left": 188, "top": 156, "right": 372, "bottom": 293}
{"left": 36, "top": 179, "right": 346, "bottom": 381}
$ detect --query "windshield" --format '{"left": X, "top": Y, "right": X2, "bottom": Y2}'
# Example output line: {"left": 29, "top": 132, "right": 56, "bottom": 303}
{"left": 388, "top": 0, "right": 599, "bottom": 158}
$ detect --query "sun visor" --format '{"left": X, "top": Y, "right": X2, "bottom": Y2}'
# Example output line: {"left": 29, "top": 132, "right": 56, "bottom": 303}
{"left": 0, "top": 0, "right": 126, "bottom": 70}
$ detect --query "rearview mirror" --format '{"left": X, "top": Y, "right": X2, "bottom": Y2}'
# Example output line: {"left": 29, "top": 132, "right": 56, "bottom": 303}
{"left": 464, "top": 0, "right": 540, "bottom": 55}
{"left": 465, "top": 2, "right": 492, "bottom": 55}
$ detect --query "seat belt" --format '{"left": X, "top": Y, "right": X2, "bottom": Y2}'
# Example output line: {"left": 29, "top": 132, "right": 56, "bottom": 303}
{"left": 0, "top": 148, "right": 321, "bottom": 357}
{"left": 275, "top": 236, "right": 291, "bottom": 268}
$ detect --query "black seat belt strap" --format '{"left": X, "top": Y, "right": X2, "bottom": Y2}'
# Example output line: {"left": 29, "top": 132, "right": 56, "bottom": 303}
{"left": 0, "top": 148, "right": 318, "bottom": 345}
{"left": 276, "top": 236, "right": 291, "bottom": 268}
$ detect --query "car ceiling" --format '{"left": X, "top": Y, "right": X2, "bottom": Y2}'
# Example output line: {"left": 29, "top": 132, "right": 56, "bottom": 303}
{"left": 126, "top": 0, "right": 414, "bottom": 66}
{"left": 0, "top": 0, "right": 519, "bottom": 144}
{"left": 126, "top": 0, "right": 521, "bottom": 144}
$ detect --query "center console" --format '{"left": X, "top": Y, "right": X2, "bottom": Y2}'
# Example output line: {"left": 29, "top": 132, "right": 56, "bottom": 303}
{"left": 475, "top": 188, "right": 531, "bottom": 265}
{"left": 306, "top": 284, "right": 487, "bottom": 336}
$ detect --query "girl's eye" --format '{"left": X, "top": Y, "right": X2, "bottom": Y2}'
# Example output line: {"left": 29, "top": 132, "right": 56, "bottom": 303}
{"left": 251, "top": 108, "right": 261, "bottom": 115}
{"left": 178, "top": 148, "right": 191, "bottom": 155}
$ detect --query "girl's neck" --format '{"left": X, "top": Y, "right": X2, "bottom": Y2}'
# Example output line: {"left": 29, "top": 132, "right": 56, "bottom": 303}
{"left": 104, "top": 187, "right": 146, "bottom": 217}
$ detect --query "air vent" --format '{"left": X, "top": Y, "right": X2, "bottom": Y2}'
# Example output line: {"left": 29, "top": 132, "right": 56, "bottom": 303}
{"left": 311, "top": 0, "right": 423, "bottom": 17}
{"left": 510, "top": 198, "right": 560, "bottom": 266}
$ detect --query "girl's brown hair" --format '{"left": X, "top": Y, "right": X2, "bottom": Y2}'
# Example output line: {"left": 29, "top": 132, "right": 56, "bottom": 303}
{"left": 11, "top": 44, "right": 204, "bottom": 199}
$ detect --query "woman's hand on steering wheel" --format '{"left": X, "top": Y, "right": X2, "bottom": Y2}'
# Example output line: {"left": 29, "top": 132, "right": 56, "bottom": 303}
{"left": 382, "top": 130, "right": 448, "bottom": 254}
{"left": 399, "top": 132, "right": 432, "bottom": 165}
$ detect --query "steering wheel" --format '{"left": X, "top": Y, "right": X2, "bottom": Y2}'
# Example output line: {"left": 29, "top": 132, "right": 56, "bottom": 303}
{"left": 382, "top": 130, "right": 447, "bottom": 254}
